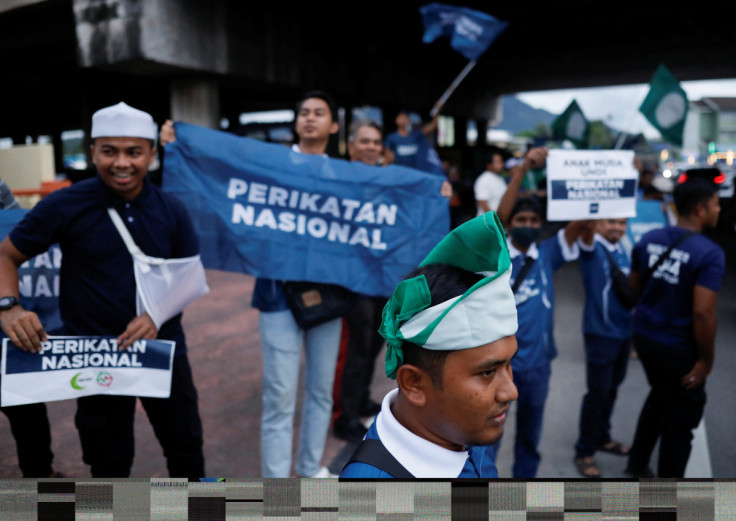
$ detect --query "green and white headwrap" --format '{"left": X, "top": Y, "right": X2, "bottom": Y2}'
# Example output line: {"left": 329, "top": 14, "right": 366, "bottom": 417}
{"left": 380, "top": 211, "right": 518, "bottom": 379}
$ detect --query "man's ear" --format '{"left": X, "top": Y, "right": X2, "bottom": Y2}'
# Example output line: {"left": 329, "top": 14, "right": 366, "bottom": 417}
{"left": 147, "top": 146, "right": 157, "bottom": 168}
{"left": 693, "top": 201, "right": 707, "bottom": 221}
{"left": 395, "top": 364, "right": 430, "bottom": 407}
{"left": 329, "top": 121, "right": 339, "bottom": 135}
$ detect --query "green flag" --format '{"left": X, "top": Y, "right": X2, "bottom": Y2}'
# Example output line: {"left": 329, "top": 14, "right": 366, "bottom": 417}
{"left": 552, "top": 99, "right": 590, "bottom": 148}
{"left": 639, "top": 64, "right": 688, "bottom": 147}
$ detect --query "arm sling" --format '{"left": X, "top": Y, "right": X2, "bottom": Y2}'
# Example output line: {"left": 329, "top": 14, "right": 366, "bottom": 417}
{"left": 107, "top": 208, "right": 209, "bottom": 329}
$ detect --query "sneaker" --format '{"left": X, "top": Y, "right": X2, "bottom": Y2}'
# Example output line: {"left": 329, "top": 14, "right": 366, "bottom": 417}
{"left": 308, "top": 466, "right": 338, "bottom": 479}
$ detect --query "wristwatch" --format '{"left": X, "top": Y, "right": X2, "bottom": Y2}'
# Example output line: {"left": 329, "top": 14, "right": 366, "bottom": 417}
{"left": 0, "top": 296, "right": 20, "bottom": 311}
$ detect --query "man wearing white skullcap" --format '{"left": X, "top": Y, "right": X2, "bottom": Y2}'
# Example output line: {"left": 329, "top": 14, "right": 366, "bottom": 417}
{"left": 340, "top": 211, "right": 519, "bottom": 478}
{"left": 0, "top": 102, "right": 206, "bottom": 478}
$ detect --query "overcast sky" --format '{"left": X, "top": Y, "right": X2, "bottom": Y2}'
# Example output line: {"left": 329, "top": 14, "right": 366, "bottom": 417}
{"left": 516, "top": 78, "right": 736, "bottom": 138}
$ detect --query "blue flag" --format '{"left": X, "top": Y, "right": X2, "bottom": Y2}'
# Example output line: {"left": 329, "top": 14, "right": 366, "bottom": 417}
{"left": 0, "top": 211, "right": 63, "bottom": 334}
{"left": 162, "top": 123, "right": 450, "bottom": 298}
{"left": 420, "top": 3, "right": 509, "bottom": 61}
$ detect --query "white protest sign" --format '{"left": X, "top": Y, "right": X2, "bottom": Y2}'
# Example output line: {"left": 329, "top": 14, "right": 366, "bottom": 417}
{"left": 1, "top": 336, "right": 175, "bottom": 407}
{"left": 546, "top": 150, "right": 639, "bottom": 221}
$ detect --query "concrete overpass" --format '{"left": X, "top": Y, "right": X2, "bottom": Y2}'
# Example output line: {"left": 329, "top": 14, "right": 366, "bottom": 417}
{"left": 2, "top": 0, "right": 736, "bottom": 171}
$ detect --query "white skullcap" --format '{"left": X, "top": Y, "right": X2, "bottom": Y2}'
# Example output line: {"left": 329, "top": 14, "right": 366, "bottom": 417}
{"left": 91, "top": 102, "right": 157, "bottom": 140}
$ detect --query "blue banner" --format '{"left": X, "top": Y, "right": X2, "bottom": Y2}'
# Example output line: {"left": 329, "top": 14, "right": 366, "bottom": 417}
{"left": 0, "top": 211, "right": 62, "bottom": 334}
{"left": 4, "top": 337, "right": 171, "bottom": 375}
{"left": 627, "top": 199, "right": 669, "bottom": 245}
{"left": 420, "top": 3, "right": 509, "bottom": 61}
{"left": 2, "top": 337, "right": 176, "bottom": 406}
{"left": 162, "top": 123, "right": 450, "bottom": 297}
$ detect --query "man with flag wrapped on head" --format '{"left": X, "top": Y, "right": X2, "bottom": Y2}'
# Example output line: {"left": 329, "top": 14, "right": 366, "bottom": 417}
{"left": 340, "top": 212, "right": 519, "bottom": 478}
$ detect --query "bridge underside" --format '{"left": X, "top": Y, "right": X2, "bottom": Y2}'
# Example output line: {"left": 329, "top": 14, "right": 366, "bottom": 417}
{"left": 2, "top": 0, "right": 735, "bottom": 165}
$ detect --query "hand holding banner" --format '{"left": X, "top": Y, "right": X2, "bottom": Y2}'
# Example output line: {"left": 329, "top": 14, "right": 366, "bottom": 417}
{"left": 546, "top": 150, "right": 639, "bottom": 221}
{"left": 1, "top": 336, "right": 175, "bottom": 406}
{"left": 162, "top": 123, "right": 449, "bottom": 298}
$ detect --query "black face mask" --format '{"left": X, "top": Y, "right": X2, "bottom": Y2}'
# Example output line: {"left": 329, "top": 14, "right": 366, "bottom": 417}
{"left": 511, "top": 227, "right": 541, "bottom": 249}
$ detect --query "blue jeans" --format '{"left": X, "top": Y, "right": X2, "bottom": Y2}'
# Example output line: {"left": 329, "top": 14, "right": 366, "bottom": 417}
{"left": 259, "top": 310, "right": 342, "bottom": 477}
{"left": 575, "top": 335, "right": 630, "bottom": 458}
{"left": 508, "top": 362, "right": 551, "bottom": 478}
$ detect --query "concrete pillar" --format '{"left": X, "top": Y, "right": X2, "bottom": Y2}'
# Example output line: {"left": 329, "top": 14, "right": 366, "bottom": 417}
{"left": 170, "top": 78, "right": 220, "bottom": 129}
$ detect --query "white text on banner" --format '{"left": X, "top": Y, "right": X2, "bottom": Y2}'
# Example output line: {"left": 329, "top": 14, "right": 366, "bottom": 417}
{"left": 546, "top": 150, "right": 639, "bottom": 221}
{"left": 1, "top": 336, "right": 175, "bottom": 406}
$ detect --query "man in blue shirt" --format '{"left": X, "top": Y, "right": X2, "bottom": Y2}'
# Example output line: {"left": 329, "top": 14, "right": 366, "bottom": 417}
{"left": 0, "top": 102, "right": 205, "bottom": 478}
{"left": 626, "top": 178, "right": 725, "bottom": 478}
{"left": 384, "top": 106, "right": 443, "bottom": 175}
{"left": 495, "top": 147, "right": 588, "bottom": 478}
{"left": 161, "top": 91, "right": 345, "bottom": 478}
{"left": 341, "top": 212, "right": 519, "bottom": 478}
{"left": 574, "top": 218, "right": 633, "bottom": 478}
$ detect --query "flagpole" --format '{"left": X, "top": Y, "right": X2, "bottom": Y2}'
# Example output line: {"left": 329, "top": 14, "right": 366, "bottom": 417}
{"left": 614, "top": 110, "right": 639, "bottom": 149}
{"left": 430, "top": 60, "right": 477, "bottom": 117}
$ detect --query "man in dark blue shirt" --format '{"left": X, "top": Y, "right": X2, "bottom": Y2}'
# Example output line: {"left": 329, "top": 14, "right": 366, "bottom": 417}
{"left": 626, "top": 178, "right": 725, "bottom": 478}
{"left": 0, "top": 102, "right": 205, "bottom": 478}
{"left": 494, "top": 147, "right": 588, "bottom": 479}
{"left": 574, "top": 218, "right": 633, "bottom": 477}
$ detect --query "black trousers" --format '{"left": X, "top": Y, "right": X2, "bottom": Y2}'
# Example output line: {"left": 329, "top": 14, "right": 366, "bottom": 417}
{"left": 1, "top": 401, "right": 54, "bottom": 477}
{"left": 338, "top": 297, "right": 387, "bottom": 421}
{"left": 75, "top": 354, "right": 205, "bottom": 478}
{"left": 627, "top": 335, "right": 706, "bottom": 478}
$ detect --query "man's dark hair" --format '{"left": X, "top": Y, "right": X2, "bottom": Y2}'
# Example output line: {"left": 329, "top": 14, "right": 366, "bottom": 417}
{"left": 296, "top": 90, "right": 337, "bottom": 122}
{"left": 509, "top": 196, "right": 543, "bottom": 220}
{"left": 400, "top": 263, "right": 484, "bottom": 390}
{"left": 674, "top": 178, "right": 718, "bottom": 217}
{"left": 486, "top": 146, "right": 507, "bottom": 165}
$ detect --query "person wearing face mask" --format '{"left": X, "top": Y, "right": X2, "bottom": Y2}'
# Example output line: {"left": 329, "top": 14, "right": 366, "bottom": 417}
{"left": 494, "top": 147, "right": 590, "bottom": 478}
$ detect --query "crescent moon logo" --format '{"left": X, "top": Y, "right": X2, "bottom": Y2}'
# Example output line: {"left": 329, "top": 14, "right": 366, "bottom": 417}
{"left": 71, "top": 372, "right": 86, "bottom": 390}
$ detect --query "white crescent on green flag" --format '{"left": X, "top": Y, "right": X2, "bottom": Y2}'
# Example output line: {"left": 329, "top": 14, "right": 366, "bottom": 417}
{"left": 1, "top": 336, "right": 175, "bottom": 406}
{"left": 639, "top": 64, "right": 689, "bottom": 147}
{"left": 552, "top": 99, "right": 590, "bottom": 149}
{"left": 546, "top": 150, "right": 639, "bottom": 221}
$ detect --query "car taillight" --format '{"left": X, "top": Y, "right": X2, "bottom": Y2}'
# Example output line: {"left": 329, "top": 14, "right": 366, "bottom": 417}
{"left": 714, "top": 173, "right": 725, "bottom": 184}
{"left": 678, "top": 174, "right": 687, "bottom": 183}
